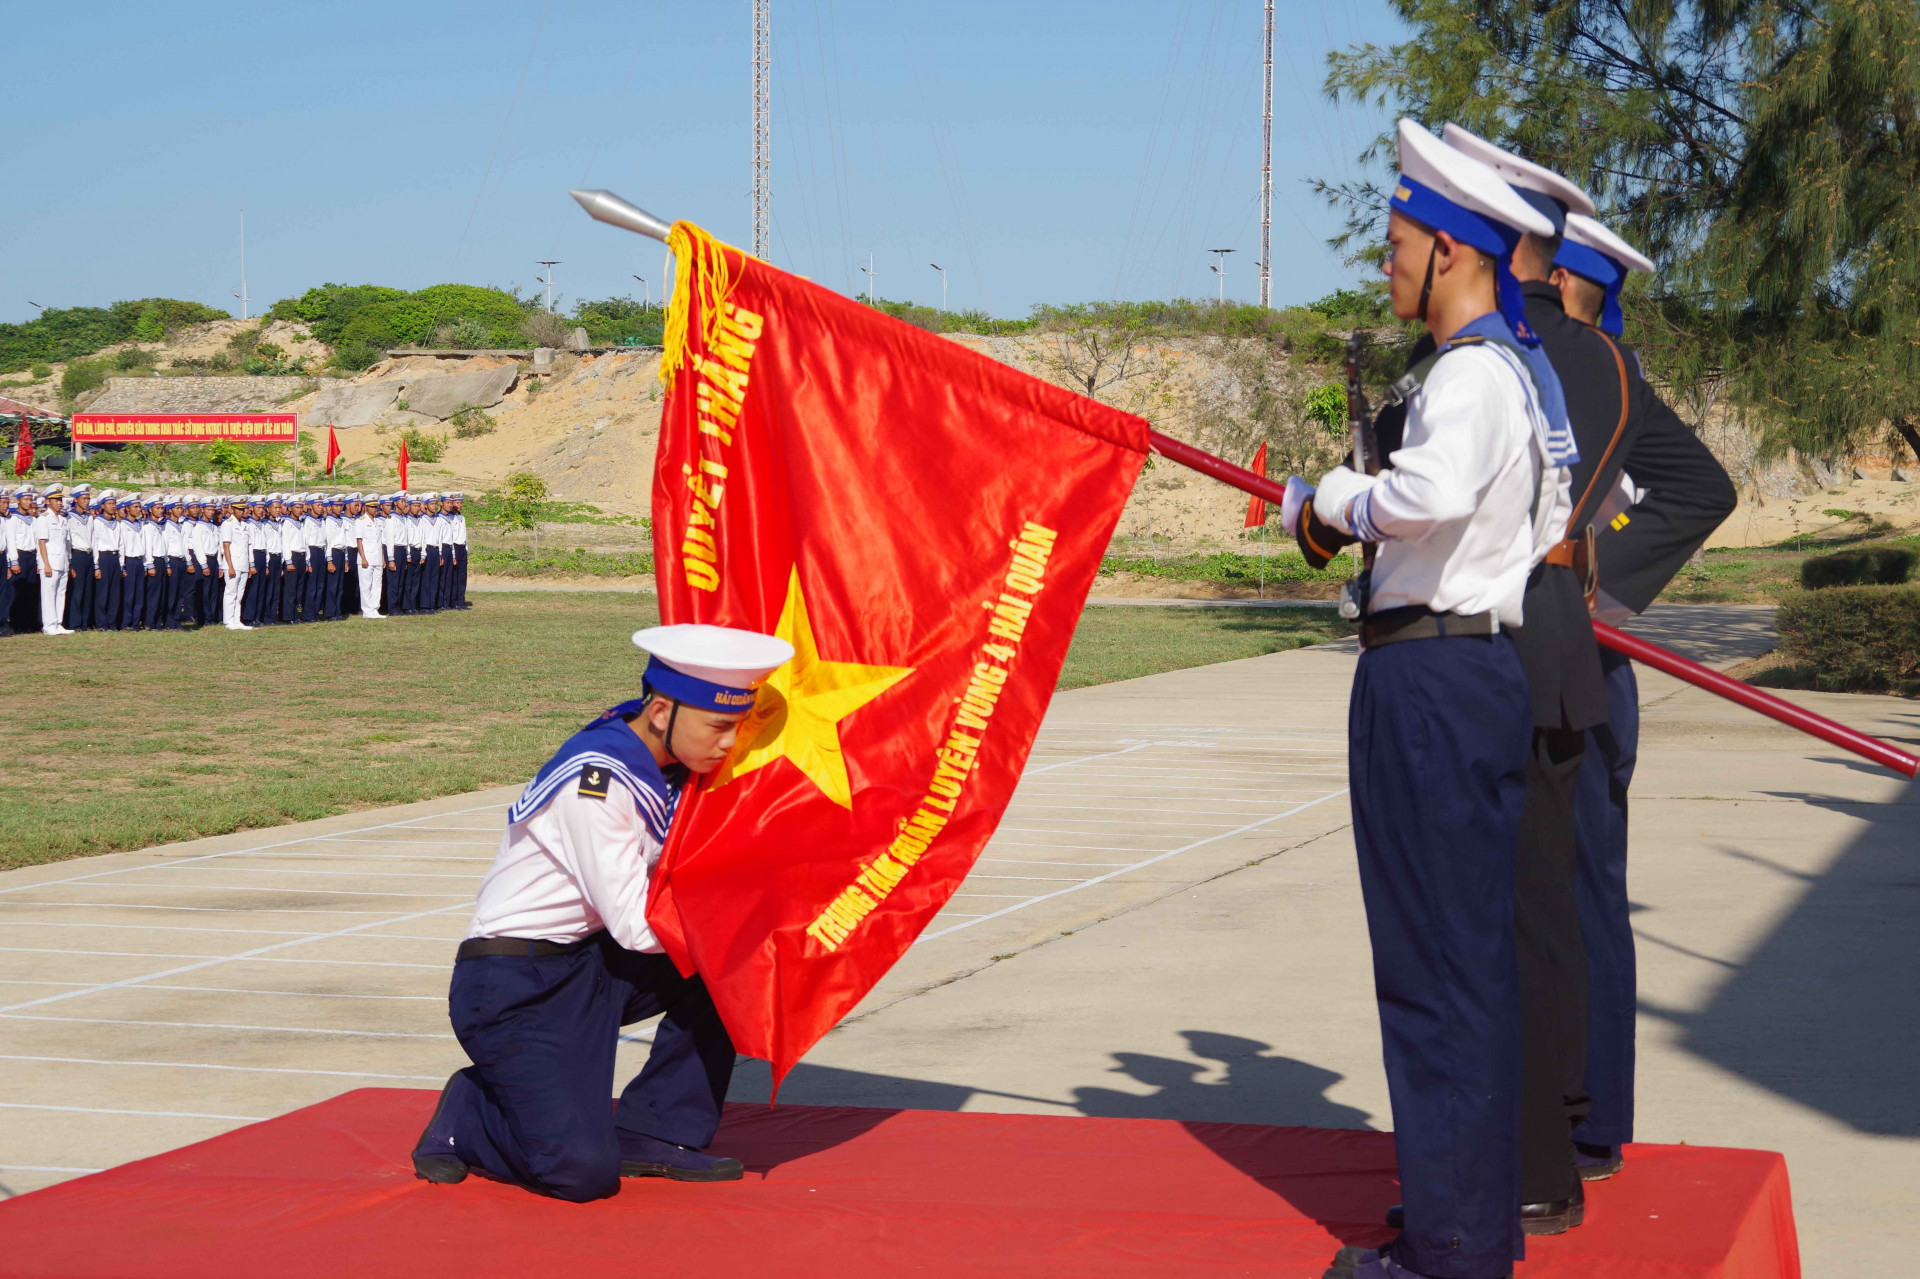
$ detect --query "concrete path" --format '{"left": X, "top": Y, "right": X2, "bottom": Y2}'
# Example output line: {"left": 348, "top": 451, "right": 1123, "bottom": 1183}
{"left": 1, "top": 604, "right": 1908, "bottom": 1279}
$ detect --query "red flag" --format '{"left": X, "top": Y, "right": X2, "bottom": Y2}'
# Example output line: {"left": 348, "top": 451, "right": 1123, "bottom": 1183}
{"left": 396, "top": 437, "right": 409, "bottom": 491}
{"left": 647, "top": 223, "right": 1147, "bottom": 1085}
{"left": 12, "top": 419, "right": 31, "bottom": 477}
{"left": 1243, "top": 441, "right": 1268, "bottom": 528}
{"left": 324, "top": 424, "right": 341, "bottom": 476}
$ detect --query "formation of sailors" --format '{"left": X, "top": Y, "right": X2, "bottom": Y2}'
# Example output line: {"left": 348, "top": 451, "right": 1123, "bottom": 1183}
{"left": 1, "top": 484, "right": 472, "bottom": 635}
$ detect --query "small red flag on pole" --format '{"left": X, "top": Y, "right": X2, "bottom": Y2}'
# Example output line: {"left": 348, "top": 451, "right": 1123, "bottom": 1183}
{"left": 12, "top": 418, "right": 32, "bottom": 477}
{"left": 396, "top": 437, "right": 410, "bottom": 490}
{"left": 1243, "top": 441, "right": 1269, "bottom": 527}
{"left": 324, "top": 424, "right": 341, "bottom": 476}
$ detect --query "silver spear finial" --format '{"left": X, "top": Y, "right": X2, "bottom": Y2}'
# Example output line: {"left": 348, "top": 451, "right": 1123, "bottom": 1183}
{"left": 568, "top": 189, "right": 673, "bottom": 243}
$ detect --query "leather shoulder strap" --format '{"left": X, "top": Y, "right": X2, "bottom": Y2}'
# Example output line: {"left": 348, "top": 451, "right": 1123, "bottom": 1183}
{"left": 1564, "top": 325, "right": 1632, "bottom": 537}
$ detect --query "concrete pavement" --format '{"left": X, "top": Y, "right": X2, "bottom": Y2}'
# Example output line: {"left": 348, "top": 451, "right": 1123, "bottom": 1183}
{"left": 1, "top": 602, "right": 1909, "bottom": 1278}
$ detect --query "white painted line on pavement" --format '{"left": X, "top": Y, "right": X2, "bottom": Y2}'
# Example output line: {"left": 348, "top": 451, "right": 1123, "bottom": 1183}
{"left": 0, "top": 800, "right": 510, "bottom": 898}
{"left": 0, "top": 903, "right": 469, "bottom": 1014}
{"left": 0, "top": 1102, "right": 266, "bottom": 1122}
{"left": 0, "top": 1054, "right": 447, "bottom": 1082}
{"left": 131, "top": 985, "right": 442, "bottom": 1002}
{"left": 920, "top": 788, "right": 1350, "bottom": 943}
{"left": 0, "top": 1014, "right": 449, "bottom": 1040}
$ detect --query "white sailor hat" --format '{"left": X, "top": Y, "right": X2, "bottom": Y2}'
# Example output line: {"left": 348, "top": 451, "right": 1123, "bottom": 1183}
{"left": 70, "top": 483, "right": 91, "bottom": 496}
{"left": 1554, "top": 213, "right": 1655, "bottom": 337}
{"left": 1441, "top": 123, "right": 1595, "bottom": 232}
{"left": 1392, "top": 119, "right": 1554, "bottom": 345}
{"left": 632, "top": 624, "right": 795, "bottom": 713}
{"left": 42, "top": 483, "right": 65, "bottom": 497}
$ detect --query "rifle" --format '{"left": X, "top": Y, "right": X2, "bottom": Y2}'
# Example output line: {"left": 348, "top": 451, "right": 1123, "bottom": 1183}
{"left": 1342, "top": 331, "right": 1379, "bottom": 621}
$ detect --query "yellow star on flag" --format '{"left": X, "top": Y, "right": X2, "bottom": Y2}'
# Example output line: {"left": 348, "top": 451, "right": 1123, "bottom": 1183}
{"left": 710, "top": 568, "right": 914, "bottom": 809}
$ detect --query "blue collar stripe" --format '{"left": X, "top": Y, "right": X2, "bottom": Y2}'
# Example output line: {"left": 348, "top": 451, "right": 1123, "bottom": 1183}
{"left": 644, "top": 656, "right": 759, "bottom": 713}
{"left": 506, "top": 701, "right": 680, "bottom": 836}
{"left": 1553, "top": 239, "right": 1628, "bottom": 336}
{"left": 1448, "top": 313, "right": 1579, "bottom": 469}
{"left": 1391, "top": 176, "right": 1542, "bottom": 347}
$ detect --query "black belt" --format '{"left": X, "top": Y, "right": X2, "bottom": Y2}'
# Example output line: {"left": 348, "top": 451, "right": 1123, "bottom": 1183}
{"left": 457, "top": 934, "right": 601, "bottom": 960}
{"left": 1360, "top": 605, "right": 1499, "bottom": 649}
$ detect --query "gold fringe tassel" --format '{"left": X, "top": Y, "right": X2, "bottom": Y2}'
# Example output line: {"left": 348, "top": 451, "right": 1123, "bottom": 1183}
{"left": 659, "top": 221, "right": 742, "bottom": 392}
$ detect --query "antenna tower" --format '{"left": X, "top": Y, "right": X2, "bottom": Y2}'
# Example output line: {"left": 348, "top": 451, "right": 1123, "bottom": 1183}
{"left": 1259, "top": 0, "right": 1273, "bottom": 308}
{"left": 752, "top": 0, "right": 771, "bottom": 259}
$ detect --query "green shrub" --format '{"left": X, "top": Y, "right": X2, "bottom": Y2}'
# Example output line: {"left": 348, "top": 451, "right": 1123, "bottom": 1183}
{"left": 113, "top": 347, "right": 151, "bottom": 371}
{"left": 449, "top": 405, "right": 496, "bottom": 438}
{"left": 1800, "top": 548, "right": 1915, "bottom": 589}
{"left": 60, "top": 358, "right": 109, "bottom": 403}
{"left": 29, "top": 363, "right": 50, "bottom": 378}
{"left": 1775, "top": 587, "right": 1920, "bottom": 692}
{"left": 399, "top": 428, "right": 445, "bottom": 463}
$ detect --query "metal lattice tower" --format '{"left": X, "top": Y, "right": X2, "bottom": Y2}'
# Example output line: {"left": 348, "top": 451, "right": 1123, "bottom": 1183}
{"left": 752, "top": 0, "right": 771, "bottom": 259}
{"left": 1259, "top": 0, "right": 1274, "bottom": 308}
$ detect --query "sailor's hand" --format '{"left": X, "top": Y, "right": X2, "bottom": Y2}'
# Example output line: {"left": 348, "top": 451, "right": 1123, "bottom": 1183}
{"left": 1280, "top": 476, "right": 1314, "bottom": 536}
{"left": 1313, "top": 466, "right": 1371, "bottom": 537}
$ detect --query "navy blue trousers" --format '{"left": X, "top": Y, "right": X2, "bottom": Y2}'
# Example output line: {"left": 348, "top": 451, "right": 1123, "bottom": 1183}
{"left": 1573, "top": 651, "right": 1639, "bottom": 1148}
{"left": 122, "top": 562, "right": 145, "bottom": 630}
{"left": 452, "top": 544, "right": 468, "bottom": 607}
{"left": 66, "top": 550, "right": 94, "bottom": 630}
{"left": 93, "top": 553, "right": 120, "bottom": 630}
{"left": 0, "top": 567, "right": 13, "bottom": 635}
{"left": 325, "top": 548, "right": 348, "bottom": 617}
{"left": 438, "top": 934, "right": 736, "bottom": 1203}
{"left": 161, "top": 556, "right": 187, "bottom": 629}
{"left": 1351, "top": 634, "right": 1531, "bottom": 1278}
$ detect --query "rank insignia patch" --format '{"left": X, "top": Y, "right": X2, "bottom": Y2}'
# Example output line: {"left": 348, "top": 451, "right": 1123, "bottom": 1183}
{"left": 578, "top": 765, "right": 611, "bottom": 800}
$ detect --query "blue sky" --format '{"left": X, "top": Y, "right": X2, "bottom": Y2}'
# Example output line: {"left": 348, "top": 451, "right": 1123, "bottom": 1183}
{"left": 0, "top": 1, "right": 1404, "bottom": 326}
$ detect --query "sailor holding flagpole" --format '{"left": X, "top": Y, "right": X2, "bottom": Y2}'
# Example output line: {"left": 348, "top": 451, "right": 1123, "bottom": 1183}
{"left": 1284, "top": 119, "right": 1574, "bottom": 1279}
{"left": 412, "top": 623, "right": 792, "bottom": 1202}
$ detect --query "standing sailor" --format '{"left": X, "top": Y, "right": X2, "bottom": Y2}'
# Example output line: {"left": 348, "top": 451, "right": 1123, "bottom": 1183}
{"left": 1285, "top": 120, "right": 1572, "bottom": 1279}
{"left": 220, "top": 498, "right": 253, "bottom": 631}
{"left": 118, "top": 499, "right": 144, "bottom": 632}
{"left": 1439, "top": 124, "right": 1618, "bottom": 1229}
{"left": 33, "top": 485, "right": 73, "bottom": 636}
{"left": 323, "top": 495, "right": 349, "bottom": 619}
{"left": 1549, "top": 213, "right": 1736, "bottom": 1181}
{"left": 159, "top": 497, "right": 188, "bottom": 630}
{"left": 279, "top": 497, "right": 306, "bottom": 624}
{"left": 447, "top": 492, "right": 471, "bottom": 609}
{"left": 91, "top": 491, "right": 122, "bottom": 631}
{"left": 380, "top": 495, "right": 403, "bottom": 615}
{"left": 350, "top": 495, "right": 384, "bottom": 618}
{"left": 0, "top": 490, "right": 17, "bottom": 637}
{"left": 9, "top": 488, "right": 41, "bottom": 634}
{"left": 411, "top": 623, "right": 794, "bottom": 1201}
{"left": 65, "top": 484, "right": 94, "bottom": 631}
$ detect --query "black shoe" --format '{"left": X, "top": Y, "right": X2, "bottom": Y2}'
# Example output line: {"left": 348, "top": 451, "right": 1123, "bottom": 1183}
{"left": 1575, "top": 1140, "right": 1623, "bottom": 1181}
{"left": 1385, "top": 1203, "right": 1403, "bottom": 1229}
{"left": 1520, "top": 1180, "right": 1585, "bottom": 1235}
{"left": 411, "top": 1070, "right": 470, "bottom": 1184}
{"left": 618, "top": 1132, "right": 743, "bottom": 1182}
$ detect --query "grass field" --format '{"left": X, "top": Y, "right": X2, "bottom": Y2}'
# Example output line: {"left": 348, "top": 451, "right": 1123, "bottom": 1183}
{"left": 0, "top": 594, "right": 1351, "bottom": 869}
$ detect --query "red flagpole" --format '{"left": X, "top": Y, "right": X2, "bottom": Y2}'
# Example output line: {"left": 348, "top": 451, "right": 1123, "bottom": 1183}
{"left": 1146, "top": 430, "right": 1920, "bottom": 780}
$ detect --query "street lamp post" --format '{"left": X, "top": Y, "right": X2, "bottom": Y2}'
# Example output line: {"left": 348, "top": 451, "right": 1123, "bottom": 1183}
{"left": 1207, "top": 248, "right": 1236, "bottom": 302}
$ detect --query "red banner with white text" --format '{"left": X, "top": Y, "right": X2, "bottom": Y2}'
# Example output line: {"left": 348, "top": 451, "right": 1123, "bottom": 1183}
{"left": 71, "top": 413, "right": 297, "bottom": 443}
{"left": 646, "top": 223, "right": 1147, "bottom": 1085}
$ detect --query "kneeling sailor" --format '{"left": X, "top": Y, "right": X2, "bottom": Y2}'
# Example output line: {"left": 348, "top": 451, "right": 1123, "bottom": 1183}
{"left": 412, "top": 622, "right": 794, "bottom": 1202}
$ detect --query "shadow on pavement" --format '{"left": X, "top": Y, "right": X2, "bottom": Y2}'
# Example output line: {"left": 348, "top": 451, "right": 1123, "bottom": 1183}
{"left": 1656, "top": 774, "right": 1920, "bottom": 1136}
{"left": 1622, "top": 603, "right": 1779, "bottom": 665}
{"left": 728, "top": 1030, "right": 1373, "bottom": 1132}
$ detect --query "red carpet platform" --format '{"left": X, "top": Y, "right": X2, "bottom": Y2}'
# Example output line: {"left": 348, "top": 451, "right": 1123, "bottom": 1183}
{"left": 0, "top": 1089, "right": 1798, "bottom": 1278}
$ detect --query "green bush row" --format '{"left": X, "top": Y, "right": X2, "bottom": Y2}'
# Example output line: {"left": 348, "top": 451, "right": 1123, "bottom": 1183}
{"left": 1800, "top": 547, "right": 1915, "bottom": 589}
{"left": 0, "top": 298, "right": 229, "bottom": 374}
{"left": 1775, "top": 586, "right": 1920, "bottom": 693}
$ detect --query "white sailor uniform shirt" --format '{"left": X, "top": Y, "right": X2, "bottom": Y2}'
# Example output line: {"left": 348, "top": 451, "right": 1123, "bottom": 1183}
{"left": 6, "top": 511, "right": 31, "bottom": 570}
{"left": 351, "top": 512, "right": 379, "bottom": 565}
{"left": 1316, "top": 342, "right": 1572, "bottom": 628}
{"left": 67, "top": 508, "right": 94, "bottom": 555}
{"left": 92, "top": 511, "right": 121, "bottom": 560}
{"left": 469, "top": 758, "right": 678, "bottom": 953}
{"left": 31, "top": 509, "right": 68, "bottom": 572}
{"left": 162, "top": 516, "right": 187, "bottom": 561}
{"left": 141, "top": 518, "right": 165, "bottom": 568}
{"left": 218, "top": 515, "right": 249, "bottom": 573}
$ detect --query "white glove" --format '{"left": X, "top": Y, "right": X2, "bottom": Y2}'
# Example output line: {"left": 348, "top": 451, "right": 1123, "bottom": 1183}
{"left": 1279, "top": 476, "right": 1314, "bottom": 536}
{"left": 1312, "top": 465, "right": 1374, "bottom": 537}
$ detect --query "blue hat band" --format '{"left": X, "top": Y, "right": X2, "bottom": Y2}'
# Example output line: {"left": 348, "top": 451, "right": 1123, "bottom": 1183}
{"left": 1392, "top": 176, "right": 1541, "bottom": 346}
{"left": 1553, "top": 239, "right": 1628, "bottom": 336}
{"left": 643, "top": 655, "right": 759, "bottom": 713}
